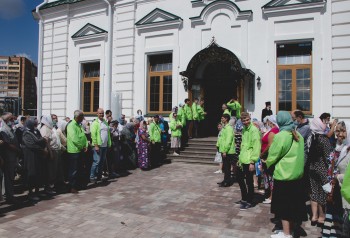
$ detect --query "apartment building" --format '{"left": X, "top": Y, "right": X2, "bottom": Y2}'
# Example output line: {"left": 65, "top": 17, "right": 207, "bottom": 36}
{"left": 0, "top": 56, "right": 37, "bottom": 115}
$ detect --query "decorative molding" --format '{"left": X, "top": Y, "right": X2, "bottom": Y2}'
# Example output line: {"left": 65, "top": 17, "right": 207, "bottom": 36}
{"left": 189, "top": 0, "right": 252, "bottom": 27}
{"left": 262, "top": 0, "right": 327, "bottom": 18}
{"left": 39, "top": 0, "right": 86, "bottom": 10}
{"left": 180, "top": 39, "right": 251, "bottom": 90}
{"left": 135, "top": 8, "right": 183, "bottom": 32}
{"left": 72, "top": 23, "right": 108, "bottom": 42}
{"left": 191, "top": 0, "right": 216, "bottom": 8}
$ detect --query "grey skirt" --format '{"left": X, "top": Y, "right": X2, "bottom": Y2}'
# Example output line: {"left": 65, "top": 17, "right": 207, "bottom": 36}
{"left": 171, "top": 136, "right": 181, "bottom": 148}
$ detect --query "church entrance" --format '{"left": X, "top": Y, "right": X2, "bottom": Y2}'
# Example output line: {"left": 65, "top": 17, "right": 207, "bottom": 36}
{"left": 181, "top": 41, "right": 252, "bottom": 136}
{"left": 201, "top": 62, "right": 240, "bottom": 136}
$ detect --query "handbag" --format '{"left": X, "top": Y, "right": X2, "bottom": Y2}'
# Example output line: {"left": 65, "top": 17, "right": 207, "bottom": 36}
{"left": 214, "top": 151, "right": 222, "bottom": 163}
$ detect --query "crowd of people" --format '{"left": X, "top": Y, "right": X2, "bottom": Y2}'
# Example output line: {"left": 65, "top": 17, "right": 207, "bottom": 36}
{"left": 1, "top": 97, "right": 350, "bottom": 238}
{"left": 0, "top": 97, "right": 210, "bottom": 202}
{"left": 214, "top": 101, "right": 350, "bottom": 238}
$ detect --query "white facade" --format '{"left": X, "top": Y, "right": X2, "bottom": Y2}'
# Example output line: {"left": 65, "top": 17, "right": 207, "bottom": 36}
{"left": 33, "top": 0, "right": 350, "bottom": 121}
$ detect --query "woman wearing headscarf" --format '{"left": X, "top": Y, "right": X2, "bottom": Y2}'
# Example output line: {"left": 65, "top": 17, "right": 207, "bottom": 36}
{"left": 335, "top": 121, "right": 350, "bottom": 237}
{"left": 22, "top": 119, "right": 47, "bottom": 201}
{"left": 120, "top": 122, "right": 137, "bottom": 169}
{"left": 307, "top": 117, "right": 333, "bottom": 227}
{"left": 40, "top": 115, "right": 63, "bottom": 193}
{"left": 267, "top": 111, "right": 306, "bottom": 238}
{"left": 321, "top": 121, "right": 350, "bottom": 237}
{"left": 137, "top": 121, "right": 150, "bottom": 169}
{"left": 260, "top": 115, "right": 280, "bottom": 204}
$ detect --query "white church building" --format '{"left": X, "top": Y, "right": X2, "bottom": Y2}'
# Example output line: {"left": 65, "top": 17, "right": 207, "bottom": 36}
{"left": 33, "top": 0, "right": 350, "bottom": 133}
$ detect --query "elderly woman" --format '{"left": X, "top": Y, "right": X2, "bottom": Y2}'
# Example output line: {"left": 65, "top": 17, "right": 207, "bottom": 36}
{"left": 40, "top": 115, "right": 62, "bottom": 194}
{"left": 322, "top": 121, "right": 350, "bottom": 237}
{"left": 307, "top": 117, "right": 333, "bottom": 227}
{"left": 22, "top": 119, "right": 47, "bottom": 201}
{"left": 137, "top": 121, "right": 150, "bottom": 170}
{"left": 260, "top": 115, "right": 280, "bottom": 204}
{"left": 267, "top": 111, "right": 306, "bottom": 238}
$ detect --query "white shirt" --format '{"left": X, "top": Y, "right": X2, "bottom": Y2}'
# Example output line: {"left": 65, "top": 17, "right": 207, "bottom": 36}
{"left": 99, "top": 119, "right": 109, "bottom": 147}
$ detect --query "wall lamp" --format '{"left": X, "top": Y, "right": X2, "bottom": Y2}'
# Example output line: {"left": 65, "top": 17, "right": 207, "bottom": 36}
{"left": 257, "top": 76, "right": 261, "bottom": 90}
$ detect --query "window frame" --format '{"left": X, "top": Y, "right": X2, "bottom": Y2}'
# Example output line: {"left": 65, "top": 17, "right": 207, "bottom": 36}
{"left": 276, "top": 63, "right": 313, "bottom": 114}
{"left": 81, "top": 62, "right": 100, "bottom": 114}
{"left": 147, "top": 69, "right": 172, "bottom": 114}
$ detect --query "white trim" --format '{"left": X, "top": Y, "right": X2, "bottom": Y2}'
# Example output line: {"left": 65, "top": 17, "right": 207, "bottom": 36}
{"left": 262, "top": 2, "right": 327, "bottom": 18}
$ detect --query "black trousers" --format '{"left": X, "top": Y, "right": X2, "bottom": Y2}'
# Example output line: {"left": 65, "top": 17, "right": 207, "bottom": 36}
{"left": 193, "top": 120, "right": 199, "bottom": 138}
{"left": 181, "top": 125, "right": 188, "bottom": 147}
{"left": 150, "top": 142, "right": 161, "bottom": 166}
{"left": 237, "top": 163, "right": 255, "bottom": 204}
{"left": 222, "top": 153, "right": 233, "bottom": 183}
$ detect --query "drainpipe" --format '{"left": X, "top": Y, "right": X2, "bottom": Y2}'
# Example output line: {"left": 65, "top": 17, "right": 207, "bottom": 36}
{"left": 35, "top": 0, "right": 48, "bottom": 119}
{"left": 102, "top": 0, "right": 113, "bottom": 110}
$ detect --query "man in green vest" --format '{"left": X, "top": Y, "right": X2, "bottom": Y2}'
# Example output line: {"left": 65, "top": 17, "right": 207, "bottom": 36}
{"left": 217, "top": 113, "right": 235, "bottom": 187}
{"left": 178, "top": 102, "right": 187, "bottom": 147}
{"left": 149, "top": 115, "right": 162, "bottom": 166}
{"left": 237, "top": 112, "right": 261, "bottom": 210}
{"left": 90, "top": 108, "right": 111, "bottom": 183}
{"left": 227, "top": 97, "right": 242, "bottom": 119}
{"left": 67, "top": 110, "right": 88, "bottom": 193}
{"left": 192, "top": 98, "right": 199, "bottom": 138}
{"left": 197, "top": 99, "right": 207, "bottom": 137}
{"left": 184, "top": 98, "right": 193, "bottom": 139}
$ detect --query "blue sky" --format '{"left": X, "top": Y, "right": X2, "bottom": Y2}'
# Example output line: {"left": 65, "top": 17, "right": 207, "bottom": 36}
{"left": 0, "top": 0, "right": 43, "bottom": 64}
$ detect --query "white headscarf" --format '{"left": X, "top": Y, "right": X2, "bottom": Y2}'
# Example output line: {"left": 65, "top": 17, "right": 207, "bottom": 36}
{"left": 310, "top": 118, "right": 326, "bottom": 135}
{"left": 57, "top": 120, "right": 68, "bottom": 133}
{"left": 41, "top": 115, "right": 53, "bottom": 129}
{"left": 267, "top": 115, "right": 279, "bottom": 128}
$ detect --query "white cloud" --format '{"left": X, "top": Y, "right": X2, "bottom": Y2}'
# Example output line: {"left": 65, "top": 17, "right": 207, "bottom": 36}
{"left": 15, "top": 53, "right": 32, "bottom": 61}
{"left": 0, "top": 0, "right": 25, "bottom": 20}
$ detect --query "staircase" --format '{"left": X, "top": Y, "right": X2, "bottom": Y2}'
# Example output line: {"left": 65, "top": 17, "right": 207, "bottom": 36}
{"left": 168, "top": 137, "right": 217, "bottom": 165}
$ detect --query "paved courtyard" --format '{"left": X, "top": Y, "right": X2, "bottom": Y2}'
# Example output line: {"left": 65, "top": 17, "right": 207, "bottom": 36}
{"left": 0, "top": 162, "right": 320, "bottom": 238}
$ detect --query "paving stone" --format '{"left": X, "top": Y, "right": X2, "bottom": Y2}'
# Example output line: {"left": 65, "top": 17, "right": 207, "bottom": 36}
{"left": 0, "top": 163, "right": 321, "bottom": 237}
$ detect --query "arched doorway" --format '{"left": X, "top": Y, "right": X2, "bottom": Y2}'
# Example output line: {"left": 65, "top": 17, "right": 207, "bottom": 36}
{"left": 180, "top": 41, "right": 251, "bottom": 136}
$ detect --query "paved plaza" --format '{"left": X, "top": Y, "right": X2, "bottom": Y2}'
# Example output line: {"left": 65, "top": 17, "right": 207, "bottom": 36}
{"left": 0, "top": 162, "right": 320, "bottom": 238}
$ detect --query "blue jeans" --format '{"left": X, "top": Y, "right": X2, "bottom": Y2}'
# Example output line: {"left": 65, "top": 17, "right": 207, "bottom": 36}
{"left": 90, "top": 147, "right": 107, "bottom": 179}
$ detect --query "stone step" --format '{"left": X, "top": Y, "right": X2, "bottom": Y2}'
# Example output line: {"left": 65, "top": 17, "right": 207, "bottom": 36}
{"left": 166, "top": 137, "right": 218, "bottom": 165}
{"left": 168, "top": 154, "right": 214, "bottom": 160}
{"left": 168, "top": 157, "right": 217, "bottom": 165}
{"left": 187, "top": 141, "right": 217, "bottom": 147}
{"left": 181, "top": 150, "right": 216, "bottom": 157}
{"left": 183, "top": 146, "right": 217, "bottom": 152}
{"left": 188, "top": 137, "right": 217, "bottom": 143}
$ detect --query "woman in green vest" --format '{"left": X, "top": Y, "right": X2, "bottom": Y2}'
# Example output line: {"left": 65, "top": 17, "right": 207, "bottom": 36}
{"left": 267, "top": 111, "right": 306, "bottom": 238}
{"left": 169, "top": 112, "right": 182, "bottom": 155}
